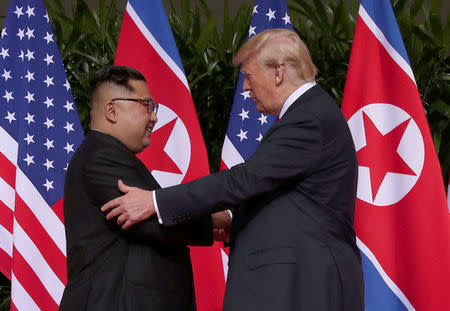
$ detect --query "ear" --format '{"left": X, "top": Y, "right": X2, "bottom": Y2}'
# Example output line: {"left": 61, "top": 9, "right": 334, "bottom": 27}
{"left": 104, "top": 100, "right": 118, "bottom": 123}
{"left": 273, "top": 64, "right": 284, "bottom": 86}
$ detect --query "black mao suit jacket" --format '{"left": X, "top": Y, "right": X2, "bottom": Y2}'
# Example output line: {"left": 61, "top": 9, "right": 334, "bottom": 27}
{"left": 59, "top": 131, "right": 213, "bottom": 311}
{"left": 156, "top": 85, "right": 364, "bottom": 311}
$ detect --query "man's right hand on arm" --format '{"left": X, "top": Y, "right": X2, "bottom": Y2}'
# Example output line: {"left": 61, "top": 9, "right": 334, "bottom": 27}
{"left": 101, "top": 179, "right": 156, "bottom": 229}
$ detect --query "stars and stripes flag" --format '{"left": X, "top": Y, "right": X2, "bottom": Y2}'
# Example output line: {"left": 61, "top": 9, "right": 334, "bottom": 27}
{"left": 220, "top": 0, "right": 293, "bottom": 172}
{"left": 341, "top": 0, "right": 450, "bottom": 310}
{"left": 0, "top": 0, "right": 84, "bottom": 310}
{"left": 218, "top": 0, "right": 293, "bottom": 291}
{"left": 114, "top": 1, "right": 225, "bottom": 310}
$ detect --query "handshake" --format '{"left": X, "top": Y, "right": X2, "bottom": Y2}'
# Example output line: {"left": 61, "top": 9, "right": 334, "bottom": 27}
{"left": 211, "top": 211, "right": 232, "bottom": 243}
{"left": 101, "top": 180, "right": 232, "bottom": 242}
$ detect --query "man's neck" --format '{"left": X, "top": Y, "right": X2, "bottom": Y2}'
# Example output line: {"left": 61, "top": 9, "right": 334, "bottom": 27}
{"left": 278, "top": 81, "right": 316, "bottom": 118}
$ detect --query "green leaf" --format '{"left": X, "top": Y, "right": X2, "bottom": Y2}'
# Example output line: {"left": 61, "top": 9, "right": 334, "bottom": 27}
{"left": 431, "top": 0, "right": 443, "bottom": 12}
{"left": 180, "top": 0, "right": 191, "bottom": 28}
{"left": 410, "top": 0, "right": 425, "bottom": 18}
{"left": 312, "top": 0, "right": 330, "bottom": 29}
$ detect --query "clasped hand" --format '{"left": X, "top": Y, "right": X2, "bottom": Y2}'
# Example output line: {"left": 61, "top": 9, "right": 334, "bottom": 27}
{"left": 211, "top": 211, "right": 232, "bottom": 243}
{"left": 101, "top": 180, "right": 232, "bottom": 242}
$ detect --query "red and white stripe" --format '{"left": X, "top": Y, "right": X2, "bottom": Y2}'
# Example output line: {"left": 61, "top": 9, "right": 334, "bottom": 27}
{"left": 0, "top": 127, "right": 66, "bottom": 311}
{"left": 220, "top": 136, "right": 245, "bottom": 170}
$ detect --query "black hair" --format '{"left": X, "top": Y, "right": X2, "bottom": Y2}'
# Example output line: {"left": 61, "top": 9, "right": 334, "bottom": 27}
{"left": 89, "top": 65, "right": 146, "bottom": 105}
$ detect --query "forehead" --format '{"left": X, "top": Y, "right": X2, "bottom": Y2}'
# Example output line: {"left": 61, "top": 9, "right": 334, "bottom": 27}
{"left": 128, "top": 80, "right": 152, "bottom": 98}
{"left": 241, "top": 57, "right": 260, "bottom": 74}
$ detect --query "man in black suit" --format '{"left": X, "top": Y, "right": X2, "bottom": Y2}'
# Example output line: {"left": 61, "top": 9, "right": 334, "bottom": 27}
{"left": 59, "top": 66, "right": 215, "bottom": 310}
{"left": 102, "top": 30, "right": 364, "bottom": 310}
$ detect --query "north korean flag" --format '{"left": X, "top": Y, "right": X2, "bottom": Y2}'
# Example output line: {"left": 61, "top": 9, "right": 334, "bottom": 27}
{"left": 341, "top": 0, "right": 450, "bottom": 310}
{"left": 114, "top": 1, "right": 225, "bottom": 310}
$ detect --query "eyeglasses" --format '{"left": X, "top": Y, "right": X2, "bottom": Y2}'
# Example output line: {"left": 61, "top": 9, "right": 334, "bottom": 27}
{"left": 111, "top": 98, "right": 159, "bottom": 114}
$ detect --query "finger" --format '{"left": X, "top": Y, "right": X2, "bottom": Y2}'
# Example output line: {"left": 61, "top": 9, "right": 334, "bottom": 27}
{"left": 117, "top": 214, "right": 127, "bottom": 226}
{"left": 226, "top": 214, "right": 232, "bottom": 223}
{"left": 117, "top": 179, "right": 131, "bottom": 193}
{"left": 214, "top": 229, "right": 226, "bottom": 241}
{"left": 122, "top": 219, "right": 135, "bottom": 230}
{"left": 101, "top": 198, "right": 120, "bottom": 212}
{"left": 224, "top": 224, "right": 232, "bottom": 234}
{"left": 213, "top": 228, "right": 220, "bottom": 240}
{"left": 105, "top": 207, "right": 123, "bottom": 220}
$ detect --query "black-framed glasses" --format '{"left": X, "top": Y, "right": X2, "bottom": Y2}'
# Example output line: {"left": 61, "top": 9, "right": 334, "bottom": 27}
{"left": 111, "top": 98, "right": 159, "bottom": 114}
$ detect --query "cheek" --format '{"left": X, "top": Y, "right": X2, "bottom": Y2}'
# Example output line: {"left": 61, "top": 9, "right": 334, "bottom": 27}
{"left": 125, "top": 115, "right": 147, "bottom": 136}
{"left": 247, "top": 81, "right": 257, "bottom": 95}
{"left": 132, "top": 111, "right": 149, "bottom": 125}
{"left": 140, "top": 115, "right": 152, "bottom": 132}
{"left": 242, "top": 79, "right": 249, "bottom": 90}
{"left": 259, "top": 81, "right": 273, "bottom": 98}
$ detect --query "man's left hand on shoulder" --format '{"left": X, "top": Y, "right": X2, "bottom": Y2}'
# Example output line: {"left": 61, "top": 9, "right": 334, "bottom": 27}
{"left": 101, "top": 179, "right": 156, "bottom": 229}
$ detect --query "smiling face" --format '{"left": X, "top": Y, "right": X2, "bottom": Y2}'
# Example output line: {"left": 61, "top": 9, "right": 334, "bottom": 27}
{"left": 241, "top": 57, "right": 283, "bottom": 115}
{"left": 109, "top": 80, "right": 158, "bottom": 154}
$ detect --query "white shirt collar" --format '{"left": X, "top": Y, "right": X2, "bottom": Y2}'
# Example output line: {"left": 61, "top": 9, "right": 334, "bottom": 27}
{"left": 278, "top": 81, "right": 316, "bottom": 119}
{"left": 90, "top": 128, "right": 106, "bottom": 134}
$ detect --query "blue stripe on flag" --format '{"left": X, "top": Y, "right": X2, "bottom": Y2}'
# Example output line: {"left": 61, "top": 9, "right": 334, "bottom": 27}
{"left": 361, "top": 251, "right": 409, "bottom": 311}
{"left": 128, "top": 0, "right": 185, "bottom": 75}
{"left": 360, "top": 0, "right": 411, "bottom": 67}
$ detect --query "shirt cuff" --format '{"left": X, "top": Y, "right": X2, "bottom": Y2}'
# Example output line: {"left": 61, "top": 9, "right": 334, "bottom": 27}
{"left": 153, "top": 191, "right": 163, "bottom": 224}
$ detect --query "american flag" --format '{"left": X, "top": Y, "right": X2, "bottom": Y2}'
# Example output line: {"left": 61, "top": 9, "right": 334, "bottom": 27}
{"left": 220, "top": 0, "right": 293, "bottom": 170}
{"left": 218, "top": 0, "right": 293, "bottom": 286}
{"left": 0, "top": 0, "right": 84, "bottom": 310}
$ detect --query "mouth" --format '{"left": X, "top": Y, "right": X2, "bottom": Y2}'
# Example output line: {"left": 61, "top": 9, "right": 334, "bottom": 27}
{"left": 145, "top": 127, "right": 153, "bottom": 136}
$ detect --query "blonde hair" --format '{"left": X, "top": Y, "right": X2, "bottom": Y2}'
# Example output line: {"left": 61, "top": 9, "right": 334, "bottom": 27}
{"left": 233, "top": 29, "right": 317, "bottom": 82}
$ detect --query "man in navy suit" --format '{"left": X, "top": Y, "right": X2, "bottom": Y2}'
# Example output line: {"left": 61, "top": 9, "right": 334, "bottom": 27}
{"left": 102, "top": 30, "right": 364, "bottom": 311}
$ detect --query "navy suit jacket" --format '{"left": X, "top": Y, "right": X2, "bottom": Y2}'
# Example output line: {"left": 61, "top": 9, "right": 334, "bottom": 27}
{"left": 156, "top": 85, "right": 364, "bottom": 311}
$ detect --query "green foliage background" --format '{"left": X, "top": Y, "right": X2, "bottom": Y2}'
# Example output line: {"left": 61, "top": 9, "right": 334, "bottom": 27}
{"left": 0, "top": 0, "right": 448, "bottom": 305}
{"left": 41, "top": 0, "right": 448, "bottom": 180}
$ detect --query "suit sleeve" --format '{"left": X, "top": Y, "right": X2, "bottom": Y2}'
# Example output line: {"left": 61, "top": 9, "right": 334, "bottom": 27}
{"left": 157, "top": 111, "right": 324, "bottom": 226}
{"left": 83, "top": 146, "right": 213, "bottom": 246}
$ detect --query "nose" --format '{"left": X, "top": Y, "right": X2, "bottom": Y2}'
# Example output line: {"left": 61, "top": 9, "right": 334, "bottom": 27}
{"left": 150, "top": 111, "right": 158, "bottom": 123}
{"left": 242, "top": 78, "right": 250, "bottom": 91}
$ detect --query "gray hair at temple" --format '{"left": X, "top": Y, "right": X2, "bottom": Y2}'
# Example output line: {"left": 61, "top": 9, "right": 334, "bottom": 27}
{"left": 233, "top": 28, "right": 318, "bottom": 83}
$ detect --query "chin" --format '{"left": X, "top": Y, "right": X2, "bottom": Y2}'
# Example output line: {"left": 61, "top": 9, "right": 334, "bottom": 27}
{"left": 256, "top": 107, "right": 267, "bottom": 114}
{"left": 142, "top": 141, "right": 151, "bottom": 150}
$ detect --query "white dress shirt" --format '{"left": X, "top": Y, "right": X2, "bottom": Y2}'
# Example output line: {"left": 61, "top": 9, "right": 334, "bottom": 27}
{"left": 279, "top": 81, "right": 316, "bottom": 119}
